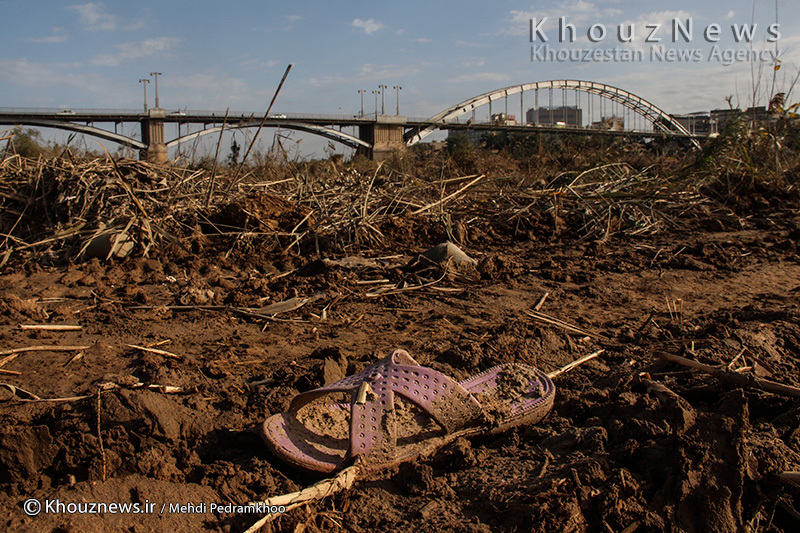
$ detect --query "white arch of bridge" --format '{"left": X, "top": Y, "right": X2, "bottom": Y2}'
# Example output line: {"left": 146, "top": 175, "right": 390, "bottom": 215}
{"left": 166, "top": 120, "right": 370, "bottom": 150}
{"left": 406, "top": 80, "right": 697, "bottom": 147}
{"left": 0, "top": 119, "right": 147, "bottom": 150}
{"left": 0, "top": 118, "right": 368, "bottom": 153}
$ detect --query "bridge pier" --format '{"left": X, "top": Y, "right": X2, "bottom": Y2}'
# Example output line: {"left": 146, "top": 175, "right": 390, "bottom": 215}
{"left": 140, "top": 108, "right": 169, "bottom": 163}
{"left": 358, "top": 115, "right": 406, "bottom": 161}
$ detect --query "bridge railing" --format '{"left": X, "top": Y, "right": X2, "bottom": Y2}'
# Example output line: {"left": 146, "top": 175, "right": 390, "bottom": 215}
{"left": 0, "top": 107, "right": 143, "bottom": 115}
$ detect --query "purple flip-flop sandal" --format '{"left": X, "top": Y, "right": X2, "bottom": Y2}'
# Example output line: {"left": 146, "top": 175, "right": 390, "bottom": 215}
{"left": 261, "top": 349, "right": 555, "bottom": 473}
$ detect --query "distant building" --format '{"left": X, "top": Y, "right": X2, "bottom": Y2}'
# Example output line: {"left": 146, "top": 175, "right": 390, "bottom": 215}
{"left": 491, "top": 113, "right": 517, "bottom": 125}
{"left": 710, "top": 106, "right": 770, "bottom": 132}
{"left": 673, "top": 112, "right": 711, "bottom": 135}
{"left": 526, "top": 106, "right": 582, "bottom": 127}
{"left": 591, "top": 116, "right": 624, "bottom": 131}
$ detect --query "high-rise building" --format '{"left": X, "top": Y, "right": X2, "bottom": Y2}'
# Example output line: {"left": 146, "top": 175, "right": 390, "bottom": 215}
{"left": 526, "top": 106, "right": 582, "bottom": 127}
{"left": 710, "top": 106, "right": 770, "bottom": 132}
{"left": 673, "top": 113, "right": 711, "bottom": 135}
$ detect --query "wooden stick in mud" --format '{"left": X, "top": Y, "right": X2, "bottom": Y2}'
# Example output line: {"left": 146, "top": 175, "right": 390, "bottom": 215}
{"left": 525, "top": 310, "right": 609, "bottom": 340}
{"left": 205, "top": 107, "right": 230, "bottom": 209}
{"left": 0, "top": 345, "right": 91, "bottom": 368}
{"left": 411, "top": 174, "right": 485, "bottom": 215}
{"left": 655, "top": 351, "right": 800, "bottom": 399}
{"left": 0, "top": 383, "right": 92, "bottom": 402}
{"left": 96, "top": 388, "right": 107, "bottom": 482}
{"left": 533, "top": 291, "right": 549, "bottom": 311}
{"left": 547, "top": 350, "right": 604, "bottom": 379}
{"left": 228, "top": 64, "right": 293, "bottom": 192}
{"left": 125, "top": 344, "right": 183, "bottom": 361}
{"left": 244, "top": 462, "right": 361, "bottom": 532}
{"left": 19, "top": 324, "right": 82, "bottom": 331}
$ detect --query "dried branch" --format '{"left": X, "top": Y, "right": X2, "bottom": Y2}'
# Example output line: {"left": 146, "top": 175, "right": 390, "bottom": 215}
{"left": 655, "top": 351, "right": 800, "bottom": 398}
{"left": 244, "top": 462, "right": 361, "bottom": 533}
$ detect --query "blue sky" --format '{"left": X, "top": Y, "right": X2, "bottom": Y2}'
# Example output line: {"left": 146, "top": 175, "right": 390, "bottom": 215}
{"left": 2, "top": 1, "right": 799, "bottom": 157}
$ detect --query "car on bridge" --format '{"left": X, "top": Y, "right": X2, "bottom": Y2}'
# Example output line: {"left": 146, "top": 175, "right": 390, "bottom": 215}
{"left": 269, "top": 113, "right": 287, "bottom": 119}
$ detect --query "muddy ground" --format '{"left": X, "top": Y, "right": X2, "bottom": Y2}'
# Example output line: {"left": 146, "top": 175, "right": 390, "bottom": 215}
{"left": 1, "top": 154, "right": 799, "bottom": 532}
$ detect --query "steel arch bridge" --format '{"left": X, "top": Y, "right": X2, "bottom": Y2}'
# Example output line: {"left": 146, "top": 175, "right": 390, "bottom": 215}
{"left": 0, "top": 115, "right": 369, "bottom": 152}
{"left": 165, "top": 120, "right": 369, "bottom": 150}
{"left": 7, "top": 118, "right": 148, "bottom": 150}
{"left": 405, "top": 79, "right": 696, "bottom": 146}
{"left": 1, "top": 79, "right": 700, "bottom": 162}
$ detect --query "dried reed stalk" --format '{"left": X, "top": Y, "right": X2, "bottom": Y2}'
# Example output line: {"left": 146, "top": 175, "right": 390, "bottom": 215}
{"left": 244, "top": 462, "right": 361, "bottom": 533}
{"left": 655, "top": 351, "right": 800, "bottom": 398}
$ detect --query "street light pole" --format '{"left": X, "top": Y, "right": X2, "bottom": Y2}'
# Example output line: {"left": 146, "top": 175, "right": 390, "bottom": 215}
{"left": 139, "top": 78, "right": 150, "bottom": 112}
{"left": 150, "top": 72, "right": 162, "bottom": 109}
{"left": 378, "top": 84, "right": 387, "bottom": 115}
{"left": 393, "top": 85, "right": 402, "bottom": 115}
{"left": 358, "top": 89, "right": 366, "bottom": 117}
{"left": 372, "top": 90, "right": 379, "bottom": 117}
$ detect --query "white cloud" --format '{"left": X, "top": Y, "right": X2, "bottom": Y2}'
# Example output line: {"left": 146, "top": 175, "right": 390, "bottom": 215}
{"left": 28, "top": 28, "right": 69, "bottom": 43}
{"left": 507, "top": 1, "right": 624, "bottom": 37}
{"left": 449, "top": 72, "right": 512, "bottom": 84}
{"left": 461, "top": 57, "right": 486, "bottom": 68}
{"left": 70, "top": 3, "right": 117, "bottom": 31}
{"left": 283, "top": 14, "right": 302, "bottom": 31}
{"left": 454, "top": 39, "right": 494, "bottom": 49}
{"left": 0, "top": 59, "right": 69, "bottom": 88}
{"left": 124, "top": 20, "right": 147, "bottom": 31}
{"left": 307, "top": 63, "right": 423, "bottom": 87}
{"left": 166, "top": 73, "right": 262, "bottom": 108}
{"left": 90, "top": 37, "right": 180, "bottom": 67}
{"left": 351, "top": 18, "right": 384, "bottom": 35}
{"left": 242, "top": 58, "right": 280, "bottom": 70}
{"left": 0, "top": 58, "right": 111, "bottom": 97}
{"left": 415, "top": 37, "right": 432, "bottom": 44}
{"left": 357, "top": 63, "right": 421, "bottom": 78}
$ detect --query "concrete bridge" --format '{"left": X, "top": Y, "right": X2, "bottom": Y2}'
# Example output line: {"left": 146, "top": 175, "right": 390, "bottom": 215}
{"left": 0, "top": 80, "right": 699, "bottom": 162}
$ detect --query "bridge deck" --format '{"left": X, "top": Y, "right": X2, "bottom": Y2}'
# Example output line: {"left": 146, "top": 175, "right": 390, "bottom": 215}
{"left": 0, "top": 109, "right": 698, "bottom": 135}
{"left": 0, "top": 109, "right": 423, "bottom": 127}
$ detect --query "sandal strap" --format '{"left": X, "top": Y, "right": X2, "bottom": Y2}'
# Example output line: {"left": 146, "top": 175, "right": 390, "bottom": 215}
{"left": 288, "top": 349, "right": 484, "bottom": 464}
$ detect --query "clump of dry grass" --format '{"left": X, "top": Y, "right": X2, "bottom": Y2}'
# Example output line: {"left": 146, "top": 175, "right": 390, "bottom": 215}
{"left": 0, "top": 155, "right": 212, "bottom": 265}
{"left": 685, "top": 93, "right": 800, "bottom": 210}
{"left": 2, "top": 126, "right": 795, "bottom": 269}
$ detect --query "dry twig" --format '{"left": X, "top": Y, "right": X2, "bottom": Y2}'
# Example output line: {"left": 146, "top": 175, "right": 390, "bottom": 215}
{"left": 125, "top": 344, "right": 184, "bottom": 361}
{"left": 547, "top": 350, "right": 605, "bottom": 379}
{"left": 525, "top": 310, "right": 608, "bottom": 340}
{"left": 244, "top": 462, "right": 361, "bottom": 533}
{"left": 655, "top": 351, "right": 800, "bottom": 398}
{"left": 19, "top": 324, "right": 82, "bottom": 331}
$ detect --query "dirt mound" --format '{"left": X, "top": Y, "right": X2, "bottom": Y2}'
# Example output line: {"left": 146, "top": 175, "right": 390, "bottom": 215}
{"left": 210, "top": 192, "right": 314, "bottom": 233}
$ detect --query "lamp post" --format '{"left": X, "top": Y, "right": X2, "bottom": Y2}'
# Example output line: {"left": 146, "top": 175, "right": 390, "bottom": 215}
{"left": 139, "top": 78, "right": 150, "bottom": 112}
{"left": 393, "top": 85, "right": 402, "bottom": 115}
{"left": 378, "top": 84, "right": 387, "bottom": 116}
{"left": 358, "top": 89, "right": 366, "bottom": 117}
{"left": 372, "top": 90, "right": 379, "bottom": 117}
{"left": 150, "top": 72, "right": 162, "bottom": 109}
